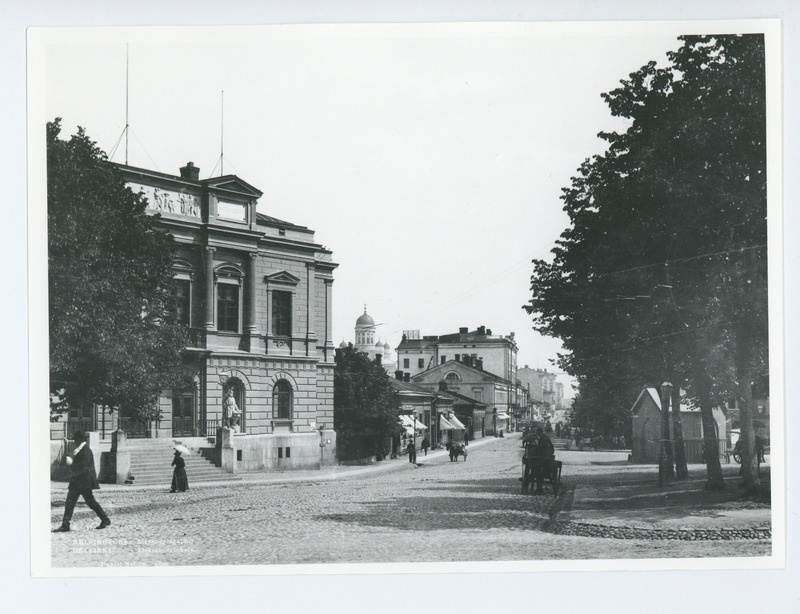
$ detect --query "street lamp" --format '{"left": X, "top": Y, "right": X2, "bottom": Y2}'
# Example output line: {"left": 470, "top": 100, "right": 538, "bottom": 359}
{"left": 493, "top": 408, "right": 497, "bottom": 437}
{"left": 659, "top": 381, "right": 674, "bottom": 486}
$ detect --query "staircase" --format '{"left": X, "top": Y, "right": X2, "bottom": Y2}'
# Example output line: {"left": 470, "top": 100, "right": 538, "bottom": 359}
{"left": 551, "top": 438, "right": 571, "bottom": 451}
{"left": 126, "top": 439, "right": 240, "bottom": 486}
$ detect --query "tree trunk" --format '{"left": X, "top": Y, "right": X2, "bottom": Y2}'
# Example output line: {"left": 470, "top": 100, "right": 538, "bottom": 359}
{"left": 734, "top": 323, "right": 761, "bottom": 497}
{"left": 659, "top": 375, "right": 674, "bottom": 481}
{"left": 671, "top": 378, "right": 689, "bottom": 480}
{"left": 693, "top": 364, "right": 724, "bottom": 490}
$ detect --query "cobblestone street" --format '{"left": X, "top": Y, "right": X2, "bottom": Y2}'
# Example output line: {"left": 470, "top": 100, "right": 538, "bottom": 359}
{"left": 50, "top": 435, "right": 771, "bottom": 568}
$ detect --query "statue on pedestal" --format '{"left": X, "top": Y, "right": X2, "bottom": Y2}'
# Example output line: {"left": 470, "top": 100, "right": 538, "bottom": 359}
{"left": 225, "top": 390, "right": 241, "bottom": 432}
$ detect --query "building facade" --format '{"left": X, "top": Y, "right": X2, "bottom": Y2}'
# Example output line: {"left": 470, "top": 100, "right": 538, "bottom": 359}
{"left": 411, "top": 360, "right": 515, "bottom": 437}
{"left": 51, "top": 161, "right": 338, "bottom": 472}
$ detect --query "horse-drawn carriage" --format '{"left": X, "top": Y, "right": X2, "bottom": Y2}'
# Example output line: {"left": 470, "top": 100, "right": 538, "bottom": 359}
{"left": 448, "top": 442, "right": 467, "bottom": 462}
{"left": 520, "top": 456, "right": 562, "bottom": 495}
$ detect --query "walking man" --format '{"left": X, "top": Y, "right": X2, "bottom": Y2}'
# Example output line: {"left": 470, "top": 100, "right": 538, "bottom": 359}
{"left": 53, "top": 431, "right": 110, "bottom": 532}
{"left": 406, "top": 439, "right": 417, "bottom": 464}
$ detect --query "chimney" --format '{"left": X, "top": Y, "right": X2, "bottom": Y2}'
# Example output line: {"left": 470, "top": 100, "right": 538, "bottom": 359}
{"left": 477, "top": 358, "right": 484, "bottom": 371}
{"left": 438, "top": 381, "right": 447, "bottom": 391}
{"left": 478, "top": 325, "right": 485, "bottom": 335}
{"left": 395, "top": 370, "right": 404, "bottom": 381}
{"left": 375, "top": 354, "right": 382, "bottom": 366}
{"left": 459, "top": 327, "right": 468, "bottom": 334}
{"left": 180, "top": 161, "right": 200, "bottom": 180}
{"left": 486, "top": 329, "right": 492, "bottom": 335}
{"left": 403, "top": 373, "right": 410, "bottom": 383}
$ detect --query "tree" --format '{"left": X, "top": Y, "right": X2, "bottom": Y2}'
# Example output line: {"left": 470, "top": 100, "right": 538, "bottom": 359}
{"left": 333, "top": 345, "right": 401, "bottom": 461}
{"left": 524, "top": 35, "right": 768, "bottom": 493}
{"left": 48, "top": 119, "right": 188, "bottom": 422}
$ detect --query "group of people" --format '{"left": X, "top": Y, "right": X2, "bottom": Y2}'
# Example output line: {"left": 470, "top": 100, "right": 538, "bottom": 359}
{"left": 521, "top": 427, "right": 555, "bottom": 494}
{"left": 53, "top": 431, "right": 190, "bottom": 532}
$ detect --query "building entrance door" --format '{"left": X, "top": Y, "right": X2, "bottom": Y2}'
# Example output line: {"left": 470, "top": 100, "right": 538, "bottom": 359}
{"left": 172, "top": 388, "right": 195, "bottom": 437}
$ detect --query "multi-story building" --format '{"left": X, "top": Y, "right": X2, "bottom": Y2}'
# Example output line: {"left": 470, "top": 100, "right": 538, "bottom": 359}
{"left": 518, "top": 366, "right": 558, "bottom": 420}
{"left": 397, "top": 326, "right": 518, "bottom": 383}
{"left": 398, "top": 326, "right": 527, "bottom": 433}
{"left": 50, "top": 160, "right": 338, "bottom": 473}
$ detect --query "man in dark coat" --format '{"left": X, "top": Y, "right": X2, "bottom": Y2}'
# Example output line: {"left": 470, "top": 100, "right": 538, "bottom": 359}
{"left": 406, "top": 439, "right": 417, "bottom": 463}
{"left": 53, "top": 432, "right": 110, "bottom": 532}
{"left": 531, "top": 428, "right": 555, "bottom": 494}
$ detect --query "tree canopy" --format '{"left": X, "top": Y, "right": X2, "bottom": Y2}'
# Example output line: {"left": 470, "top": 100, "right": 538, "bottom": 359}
{"left": 48, "top": 119, "right": 188, "bottom": 420}
{"left": 524, "top": 35, "right": 768, "bottom": 491}
{"left": 334, "top": 345, "right": 401, "bottom": 460}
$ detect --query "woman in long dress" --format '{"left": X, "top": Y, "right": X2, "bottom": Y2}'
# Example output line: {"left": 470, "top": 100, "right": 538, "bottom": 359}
{"left": 170, "top": 450, "right": 189, "bottom": 493}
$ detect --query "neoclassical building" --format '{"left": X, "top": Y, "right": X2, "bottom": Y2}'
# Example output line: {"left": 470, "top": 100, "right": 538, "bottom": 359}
{"left": 51, "top": 160, "right": 338, "bottom": 473}
{"left": 340, "top": 306, "right": 396, "bottom": 373}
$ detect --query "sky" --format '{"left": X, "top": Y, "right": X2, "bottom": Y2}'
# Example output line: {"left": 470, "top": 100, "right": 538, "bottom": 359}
{"left": 40, "top": 24, "right": 686, "bottom": 397}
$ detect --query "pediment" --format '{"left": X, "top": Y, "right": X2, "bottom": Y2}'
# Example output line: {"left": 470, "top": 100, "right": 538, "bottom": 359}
{"left": 414, "top": 360, "right": 501, "bottom": 384}
{"left": 265, "top": 271, "right": 301, "bottom": 286}
{"left": 205, "top": 175, "right": 263, "bottom": 198}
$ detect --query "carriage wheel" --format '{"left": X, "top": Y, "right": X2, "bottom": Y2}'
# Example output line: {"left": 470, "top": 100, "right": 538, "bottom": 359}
{"left": 733, "top": 452, "right": 742, "bottom": 464}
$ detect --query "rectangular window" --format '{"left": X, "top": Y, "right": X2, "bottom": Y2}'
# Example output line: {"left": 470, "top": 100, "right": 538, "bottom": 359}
{"left": 272, "top": 290, "right": 292, "bottom": 337}
{"left": 173, "top": 279, "right": 191, "bottom": 326}
{"left": 455, "top": 354, "right": 460, "bottom": 362}
{"left": 418, "top": 358, "right": 425, "bottom": 368}
{"left": 217, "top": 283, "right": 239, "bottom": 332}
{"left": 285, "top": 447, "right": 291, "bottom": 458}
{"left": 441, "top": 356, "right": 446, "bottom": 364}
{"left": 278, "top": 447, "right": 283, "bottom": 459}
{"left": 403, "top": 358, "right": 409, "bottom": 369}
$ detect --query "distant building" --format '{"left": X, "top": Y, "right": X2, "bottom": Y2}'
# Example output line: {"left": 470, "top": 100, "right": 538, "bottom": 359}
{"left": 339, "top": 306, "right": 396, "bottom": 373}
{"left": 630, "top": 388, "right": 727, "bottom": 463}
{"left": 411, "top": 359, "right": 518, "bottom": 437}
{"left": 518, "top": 366, "right": 557, "bottom": 419}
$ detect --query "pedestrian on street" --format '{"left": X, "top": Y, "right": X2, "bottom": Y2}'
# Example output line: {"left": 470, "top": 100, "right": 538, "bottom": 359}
{"left": 463, "top": 430, "right": 470, "bottom": 446}
{"left": 53, "top": 431, "right": 110, "bottom": 532}
{"left": 407, "top": 439, "right": 417, "bottom": 464}
{"left": 170, "top": 449, "right": 189, "bottom": 493}
{"left": 421, "top": 437, "right": 430, "bottom": 456}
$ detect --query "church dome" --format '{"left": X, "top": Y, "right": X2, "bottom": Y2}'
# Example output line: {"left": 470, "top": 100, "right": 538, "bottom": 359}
{"left": 375, "top": 340, "right": 383, "bottom": 347}
{"left": 339, "top": 340, "right": 347, "bottom": 348}
{"left": 383, "top": 342, "right": 391, "bottom": 349}
{"left": 356, "top": 307, "right": 375, "bottom": 327}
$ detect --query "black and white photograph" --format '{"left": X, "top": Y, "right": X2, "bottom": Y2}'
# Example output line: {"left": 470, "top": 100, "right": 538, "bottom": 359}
{"left": 15, "top": 5, "right": 796, "bottom": 607}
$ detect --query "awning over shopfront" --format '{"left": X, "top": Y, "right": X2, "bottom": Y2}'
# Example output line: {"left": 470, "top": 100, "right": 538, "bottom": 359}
{"left": 439, "top": 415, "right": 463, "bottom": 431}
{"left": 496, "top": 412, "right": 510, "bottom": 420}
{"left": 399, "top": 415, "right": 427, "bottom": 430}
{"left": 448, "top": 414, "right": 467, "bottom": 430}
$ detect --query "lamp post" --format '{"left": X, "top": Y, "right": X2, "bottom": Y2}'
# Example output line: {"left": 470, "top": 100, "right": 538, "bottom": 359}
{"left": 493, "top": 408, "right": 497, "bottom": 437}
{"left": 317, "top": 423, "right": 326, "bottom": 470}
{"left": 659, "top": 381, "right": 674, "bottom": 486}
{"left": 218, "top": 371, "right": 229, "bottom": 429}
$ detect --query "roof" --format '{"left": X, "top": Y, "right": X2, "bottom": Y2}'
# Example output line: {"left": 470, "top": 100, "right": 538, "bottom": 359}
{"left": 630, "top": 387, "right": 694, "bottom": 415}
{"left": 255, "top": 212, "right": 310, "bottom": 232}
{"left": 397, "top": 337, "right": 438, "bottom": 350}
{"left": 434, "top": 389, "right": 488, "bottom": 408}
{"left": 388, "top": 378, "right": 437, "bottom": 398}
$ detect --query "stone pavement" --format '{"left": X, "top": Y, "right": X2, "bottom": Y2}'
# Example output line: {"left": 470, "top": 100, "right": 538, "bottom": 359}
{"left": 555, "top": 461, "right": 772, "bottom": 541}
{"left": 50, "top": 434, "right": 772, "bottom": 568}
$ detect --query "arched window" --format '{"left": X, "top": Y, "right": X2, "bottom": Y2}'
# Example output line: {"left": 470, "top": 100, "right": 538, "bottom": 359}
{"left": 445, "top": 372, "right": 461, "bottom": 383}
{"left": 273, "top": 380, "right": 293, "bottom": 420}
